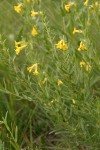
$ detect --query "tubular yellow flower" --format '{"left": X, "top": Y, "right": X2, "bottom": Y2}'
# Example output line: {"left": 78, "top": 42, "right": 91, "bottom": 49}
{"left": 89, "top": 2, "right": 99, "bottom": 14}
{"left": 33, "top": 63, "right": 39, "bottom": 76}
{"left": 31, "top": 10, "right": 38, "bottom": 17}
{"left": 72, "top": 99, "right": 76, "bottom": 105}
{"left": 27, "top": 64, "right": 35, "bottom": 73}
{"left": 80, "top": 61, "right": 86, "bottom": 67}
{"left": 31, "top": 27, "right": 38, "bottom": 36}
{"left": 80, "top": 61, "right": 91, "bottom": 72}
{"left": 33, "top": 70, "right": 39, "bottom": 76}
{"left": 27, "top": 63, "right": 39, "bottom": 75}
{"left": 65, "top": 3, "right": 74, "bottom": 12}
{"left": 95, "top": 2, "right": 99, "bottom": 7}
{"left": 14, "top": 3, "right": 23, "bottom": 14}
{"left": 65, "top": 5, "right": 70, "bottom": 12}
{"left": 55, "top": 39, "right": 68, "bottom": 51}
{"left": 73, "top": 28, "right": 83, "bottom": 34}
{"left": 89, "top": 6, "right": 96, "bottom": 14}
{"left": 42, "top": 77, "right": 47, "bottom": 84}
{"left": 15, "top": 41, "right": 27, "bottom": 55}
{"left": 78, "top": 42, "right": 87, "bottom": 51}
{"left": 58, "top": 79, "right": 63, "bottom": 86}
{"left": 15, "top": 47, "right": 23, "bottom": 55}
{"left": 27, "top": 0, "right": 31, "bottom": 3}
{"left": 86, "top": 64, "right": 91, "bottom": 72}
{"left": 84, "top": 0, "right": 89, "bottom": 6}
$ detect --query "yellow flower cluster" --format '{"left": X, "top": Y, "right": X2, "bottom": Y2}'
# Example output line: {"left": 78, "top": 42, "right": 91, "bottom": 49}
{"left": 55, "top": 39, "right": 68, "bottom": 51}
{"left": 27, "top": 63, "right": 39, "bottom": 76}
{"left": 14, "top": 1, "right": 40, "bottom": 77}
{"left": 15, "top": 41, "right": 27, "bottom": 55}
{"left": 14, "top": 1, "right": 43, "bottom": 41}
{"left": 14, "top": 0, "right": 93, "bottom": 79}
{"left": 80, "top": 61, "right": 91, "bottom": 72}
{"left": 14, "top": 2, "right": 41, "bottom": 17}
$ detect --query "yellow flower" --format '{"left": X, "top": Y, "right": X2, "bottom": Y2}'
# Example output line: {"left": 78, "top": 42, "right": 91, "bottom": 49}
{"left": 15, "top": 41, "right": 27, "bottom": 55}
{"left": 42, "top": 77, "right": 47, "bottom": 84}
{"left": 84, "top": 0, "right": 88, "bottom": 6}
{"left": 33, "top": 63, "right": 39, "bottom": 76}
{"left": 65, "top": 5, "right": 70, "bottom": 12}
{"left": 80, "top": 61, "right": 86, "bottom": 67}
{"left": 80, "top": 61, "right": 91, "bottom": 72}
{"left": 89, "top": 2, "right": 99, "bottom": 14}
{"left": 31, "top": 27, "right": 38, "bottom": 36}
{"left": 65, "top": 3, "right": 74, "bottom": 12}
{"left": 14, "top": 3, "right": 23, "bottom": 14}
{"left": 78, "top": 41, "right": 87, "bottom": 51}
{"left": 27, "top": 64, "right": 35, "bottom": 73}
{"left": 31, "top": 10, "right": 38, "bottom": 17}
{"left": 89, "top": 6, "right": 96, "bottom": 14}
{"left": 95, "top": 2, "right": 99, "bottom": 7}
{"left": 27, "top": 0, "right": 31, "bottom": 3}
{"left": 27, "top": 63, "right": 39, "bottom": 75}
{"left": 33, "top": 70, "right": 39, "bottom": 76}
{"left": 86, "top": 64, "right": 91, "bottom": 72}
{"left": 72, "top": 99, "right": 76, "bottom": 105}
{"left": 55, "top": 39, "right": 68, "bottom": 51}
{"left": 72, "top": 28, "right": 83, "bottom": 34}
{"left": 58, "top": 79, "right": 63, "bottom": 86}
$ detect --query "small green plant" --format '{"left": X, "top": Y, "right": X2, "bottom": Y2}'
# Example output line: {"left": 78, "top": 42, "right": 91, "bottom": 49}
{"left": 1, "top": 112, "right": 20, "bottom": 150}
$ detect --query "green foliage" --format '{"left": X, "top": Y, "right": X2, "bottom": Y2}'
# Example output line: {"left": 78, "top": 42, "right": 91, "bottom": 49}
{"left": 0, "top": 0, "right": 100, "bottom": 149}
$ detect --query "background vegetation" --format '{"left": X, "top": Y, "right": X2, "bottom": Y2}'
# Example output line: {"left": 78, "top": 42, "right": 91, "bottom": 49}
{"left": 0, "top": 0, "right": 100, "bottom": 149}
